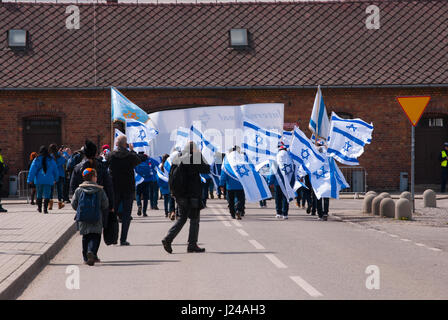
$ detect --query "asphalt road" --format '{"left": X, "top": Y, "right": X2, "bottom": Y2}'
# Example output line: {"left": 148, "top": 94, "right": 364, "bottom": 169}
{"left": 18, "top": 199, "right": 448, "bottom": 300}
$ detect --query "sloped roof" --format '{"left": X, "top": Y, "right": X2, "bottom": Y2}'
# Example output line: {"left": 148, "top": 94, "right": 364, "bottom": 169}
{"left": 0, "top": 1, "right": 447, "bottom": 89}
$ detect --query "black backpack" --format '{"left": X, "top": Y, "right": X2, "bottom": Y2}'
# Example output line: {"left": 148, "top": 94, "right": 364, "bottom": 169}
{"left": 169, "top": 162, "right": 187, "bottom": 198}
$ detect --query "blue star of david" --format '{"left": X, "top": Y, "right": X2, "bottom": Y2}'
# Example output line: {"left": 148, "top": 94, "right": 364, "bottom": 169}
{"left": 301, "top": 148, "right": 310, "bottom": 161}
{"left": 281, "top": 163, "right": 293, "bottom": 175}
{"left": 236, "top": 165, "right": 250, "bottom": 177}
{"left": 313, "top": 165, "right": 328, "bottom": 180}
{"left": 346, "top": 124, "right": 357, "bottom": 132}
{"left": 138, "top": 129, "right": 146, "bottom": 141}
{"left": 343, "top": 141, "right": 352, "bottom": 152}
{"left": 255, "top": 134, "right": 263, "bottom": 146}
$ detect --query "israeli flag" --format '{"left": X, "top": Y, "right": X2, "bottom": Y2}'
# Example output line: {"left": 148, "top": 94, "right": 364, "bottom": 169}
{"left": 309, "top": 85, "right": 330, "bottom": 140}
{"left": 242, "top": 120, "right": 281, "bottom": 166}
{"left": 309, "top": 155, "right": 350, "bottom": 199}
{"left": 114, "top": 129, "right": 125, "bottom": 150}
{"left": 191, "top": 125, "right": 218, "bottom": 165}
{"left": 281, "top": 130, "right": 293, "bottom": 149}
{"left": 156, "top": 163, "right": 169, "bottom": 183}
{"left": 289, "top": 126, "right": 326, "bottom": 177}
{"left": 126, "top": 119, "right": 158, "bottom": 155}
{"left": 135, "top": 171, "right": 144, "bottom": 187}
{"left": 175, "top": 127, "right": 190, "bottom": 150}
{"left": 210, "top": 162, "right": 221, "bottom": 191}
{"left": 222, "top": 151, "right": 272, "bottom": 203}
{"left": 327, "top": 112, "right": 374, "bottom": 166}
{"left": 111, "top": 87, "right": 149, "bottom": 123}
{"left": 272, "top": 150, "right": 297, "bottom": 202}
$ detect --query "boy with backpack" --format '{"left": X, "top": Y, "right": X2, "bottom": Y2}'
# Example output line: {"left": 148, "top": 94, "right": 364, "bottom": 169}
{"left": 71, "top": 168, "right": 109, "bottom": 266}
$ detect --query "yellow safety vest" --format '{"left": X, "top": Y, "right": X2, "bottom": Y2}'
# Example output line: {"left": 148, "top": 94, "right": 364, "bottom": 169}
{"left": 0, "top": 155, "right": 3, "bottom": 164}
{"left": 442, "top": 151, "right": 447, "bottom": 167}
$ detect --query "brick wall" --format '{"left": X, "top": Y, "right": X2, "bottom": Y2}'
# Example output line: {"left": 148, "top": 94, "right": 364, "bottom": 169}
{"left": 1, "top": 86, "right": 447, "bottom": 194}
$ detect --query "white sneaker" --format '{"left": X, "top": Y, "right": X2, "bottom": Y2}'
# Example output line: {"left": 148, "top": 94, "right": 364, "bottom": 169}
{"left": 282, "top": 216, "right": 288, "bottom": 220}
{"left": 275, "top": 214, "right": 282, "bottom": 219}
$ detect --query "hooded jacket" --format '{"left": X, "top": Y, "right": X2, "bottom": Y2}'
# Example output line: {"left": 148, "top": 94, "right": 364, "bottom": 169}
{"left": 27, "top": 156, "right": 58, "bottom": 186}
{"left": 107, "top": 147, "right": 141, "bottom": 194}
{"left": 71, "top": 181, "right": 109, "bottom": 235}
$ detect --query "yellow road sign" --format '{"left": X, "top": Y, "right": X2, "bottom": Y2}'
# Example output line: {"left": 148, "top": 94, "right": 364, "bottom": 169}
{"left": 396, "top": 96, "right": 431, "bottom": 126}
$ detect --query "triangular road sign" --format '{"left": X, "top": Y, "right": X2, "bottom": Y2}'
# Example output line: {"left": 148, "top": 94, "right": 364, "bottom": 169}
{"left": 396, "top": 96, "right": 431, "bottom": 127}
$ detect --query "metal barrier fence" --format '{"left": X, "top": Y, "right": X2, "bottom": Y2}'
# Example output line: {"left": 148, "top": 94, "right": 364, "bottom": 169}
{"left": 17, "top": 170, "right": 30, "bottom": 202}
{"left": 339, "top": 166, "right": 367, "bottom": 194}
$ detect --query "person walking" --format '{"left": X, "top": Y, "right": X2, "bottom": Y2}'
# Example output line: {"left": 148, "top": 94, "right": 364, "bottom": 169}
{"left": 161, "top": 141, "right": 210, "bottom": 254}
{"left": 157, "top": 154, "right": 176, "bottom": 219}
{"left": 49, "top": 144, "right": 67, "bottom": 210}
{"left": 147, "top": 157, "right": 159, "bottom": 210}
{"left": 61, "top": 147, "right": 72, "bottom": 204}
{"left": 71, "top": 168, "right": 109, "bottom": 266}
{"left": 135, "top": 152, "right": 151, "bottom": 217}
{"left": 440, "top": 142, "right": 448, "bottom": 193}
{"left": 219, "top": 147, "right": 245, "bottom": 220}
{"left": 0, "top": 148, "right": 7, "bottom": 213}
{"left": 28, "top": 152, "right": 38, "bottom": 205}
{"left": 107, "top": 135, "right": 141, "bottom": 246}
{"left": 27, "top": 146, "right": 58, "bottom": 213}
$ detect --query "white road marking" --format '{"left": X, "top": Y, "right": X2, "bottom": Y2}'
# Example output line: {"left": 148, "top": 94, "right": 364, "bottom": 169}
{"left": 428, "top": 247, "right": 442, "bottom": 252}
{"left": 389, "top": 234, "right": 399, "bottom": 238}
{"left": 415, "top": 243, "right": 426, "bottom": 247}
{"left": 377, "top": 231, "right": 387, "bottom": 234}
{"left": 232, "top": 220, "right": 243, "bottom": 227}
{"left": 400, "top": 238, "right": 412, "bottom": 242}
{"left": 248, "top": 239, "right": 265, "bottom": 250}
{"left": 290, "top": 276, "right": 323, "bottom": 298}
{"left": 236, "top": 229, "right": 249, "bottom": 237}
{"left": 264, "top": 254, "right": 287, "bottom": 269}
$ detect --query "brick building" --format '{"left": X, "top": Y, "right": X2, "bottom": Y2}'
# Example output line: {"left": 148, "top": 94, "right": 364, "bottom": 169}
{"left": 0, "top": 0, "right": 447, "bottom": 193}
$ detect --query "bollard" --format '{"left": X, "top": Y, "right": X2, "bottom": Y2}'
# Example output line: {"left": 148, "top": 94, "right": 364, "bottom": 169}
{"left": 380, "top": 198, "right": 395, "bottom": 218}
{"left": 400, "top": 191, "right": 412, "bottom": 202}
{"left": 362, "top": 194, "right": 376, "bottom": 214}
{"left": 366, "top": 191, "right": 377, "bottom": 197}
{"left": 423, "top": 189, "right": 436, "bottom": 208}
{"left": 379, "top": 192, "right": 391, "bottom": 198}
{"left": 395, "top": 198, "right": 412, "bottom": 220}
{"left": 372, "top": 196, "right": 384, "bottom": 216}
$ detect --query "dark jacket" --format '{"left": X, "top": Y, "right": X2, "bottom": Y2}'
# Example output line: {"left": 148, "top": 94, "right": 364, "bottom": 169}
{"left": 107, "top": 147, "right": 141, "bottom": 194}
{"left": 70, "top": 158, "right": 114, "bottom": 210}
{"left": 171, "top": 151, "right": 210, "bottom": 199}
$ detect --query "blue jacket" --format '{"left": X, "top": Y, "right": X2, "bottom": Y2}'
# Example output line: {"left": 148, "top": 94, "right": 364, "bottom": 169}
{"left": 157, "top": 166, "right": 170, "bottom": 195}
{"left": 27, "top": 156, "right": 58, "bottom": 185}
{"left": 52, "top": 154, "right": 66, "bottom": 178}
{"left": 219, "top": 169, "right": 243, "bottom": 190}
{"left": 135, "top": 157, "right": 158, "bottom": 182}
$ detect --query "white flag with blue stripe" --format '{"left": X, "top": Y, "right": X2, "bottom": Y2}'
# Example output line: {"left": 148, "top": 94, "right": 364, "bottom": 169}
{"left": 309, "top": 85, "right": 330, "bottom": 140}
{"left": 327, "top": 112, "right": 374, "bottom": 166}
{"left": 243, "top": 120, "right": 281, "bottom": 166}
{"left": 281, "top": 130, "right": 293, "bottom": 149}
{"left": 134, "top": 171, "right": 144, "bottom": 187}
{"left": 272, "top": 150, "right": 297, "bottom": 202}
{"left": 309, "top": 154, "right": 350, "bottom": 199}
{"left": 175, "top": 127, "right": 190, "bottom": 150}
{"left": 156, "top": 163, "right": 169, "bottom": 183}
{"left": 126, "top": 119, "right": 158, "bottom": 155}
{"left": 289, "top": 126, "right": 327, "bottom": 177}
{"left": 114, "top": 129, "right": 125, "bottom": 150}
{"left": 223, "top": 151, "right": 272, "bottom": 203}
{"left": 191, "top": 125, "right": 218, "bottom": 165}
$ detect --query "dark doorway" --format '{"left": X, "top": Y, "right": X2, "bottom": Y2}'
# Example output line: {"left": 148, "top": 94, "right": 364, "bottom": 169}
{"left": 415, "top": 116, "right": 448, "bottom": 184}
{"left": 23, "top": 118, "right": 61, "bottom": 169}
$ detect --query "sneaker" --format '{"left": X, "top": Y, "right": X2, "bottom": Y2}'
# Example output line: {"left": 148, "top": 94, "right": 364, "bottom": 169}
{"left": 275, "top": 214, "right": 282, "bottom": 219}
{"left": 153, "top": 206, "right": 159, "bottom": 210}
{"left": 162, "top": 239, "right": 173, "bottom": 254}
{"left": 236, "top": 212, "right": 241, "bottom": 220}
{"left": 282, "top": 215, "right": 288, "bottom": 220}
{"left": 322, "top": 215, "right": 328, "bottom": 221}
{"left": 306, "top": 207, "right": 311, "bottom": 214}
{"left": 169, "top": 212, "right": 176, "bottom": 221}
{"left": 86, "top": 252, "right": 95, "bottom": 266}
{"left": 94, "top": 257, "right": 101, "bottom": 263}
{"left": 120, "top": 241, "right": 130, "bottom": 246}
{"left": 231, "top": 215, "right": 236, "bottom": 219}
{"left": 143, "top": 212, "right": 148, "bottom": 217}
{"left": 187, "top": 245, "right": 205, "bottom": 253}
{"left": 137, "top": 206, "right": 142, "bottom": 216}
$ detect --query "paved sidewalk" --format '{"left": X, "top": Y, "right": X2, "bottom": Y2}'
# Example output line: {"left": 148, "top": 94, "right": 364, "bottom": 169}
{"left": 0, "top": 200, "right": 76, "bottom": 299}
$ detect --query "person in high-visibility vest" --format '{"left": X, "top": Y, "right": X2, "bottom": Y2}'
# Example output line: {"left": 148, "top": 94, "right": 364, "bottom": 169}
{"left": 440, "top": 142, "right": 448, "bottom": 193}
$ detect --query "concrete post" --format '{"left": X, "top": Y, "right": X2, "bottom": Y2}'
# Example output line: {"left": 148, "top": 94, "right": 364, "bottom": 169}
{"left": 395, "top": 198, "right": 412, "bottom": 220}
{"left": 400, "top": 191, "right": 412, "bottom": 201}
{"left": 379, "top": 192, "right": 391, "bottom": 198}
{"left": 423, "top": 189, "right": 436, "bottom": 208}
{"left": 362, "top": 194, "right": 376, "bottom": 214}
{"left": 380, "top": 198, "right": 395, "bottom": 218}
{"left": 372, "top": 196, "right": 384, "bottom": 216}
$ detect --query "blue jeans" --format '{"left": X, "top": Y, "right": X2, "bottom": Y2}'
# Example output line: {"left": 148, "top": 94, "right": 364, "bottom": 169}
{"left": 148, "top": 181, "right": 159, "bottom": 209}
{"left": 275, "top": 185, "right": 289, "bottom": 216}
{"left": 114, "top": 192, "right": 133, "bottom": 243}
{"left": 163, "top": 194, "right": 175, "bottom": 214}
{"left": 36, "top": 184, "right": 52, "bottom": 199}
{"left": 50, "top": 177, "right": 64, "bottom": 201}
{"left": 136, "top": 182, "right": 150, "bottom": 214}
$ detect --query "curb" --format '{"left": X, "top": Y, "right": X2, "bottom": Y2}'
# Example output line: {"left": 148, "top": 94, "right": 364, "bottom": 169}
{"left": 0, "top": 222, "right": 77, "bottom": 300}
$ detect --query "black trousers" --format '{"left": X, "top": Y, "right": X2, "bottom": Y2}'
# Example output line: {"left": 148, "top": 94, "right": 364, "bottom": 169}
{"left": 165, "top": 202, "right": 200, "bottom": 246}
{"left": 82, "top": 233, "right": 101, "bottom": 261}
{"left": 226, "top": 189, "right": 245, "bottom": 217}
{"left": 317, "top": 198, "right": 330, "bottom": 218}
{"left": 114, "top": 192, "right": 134, "bottom": 243}
{"left": 441, "top": 167, "right": 448, "bottom": 193}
